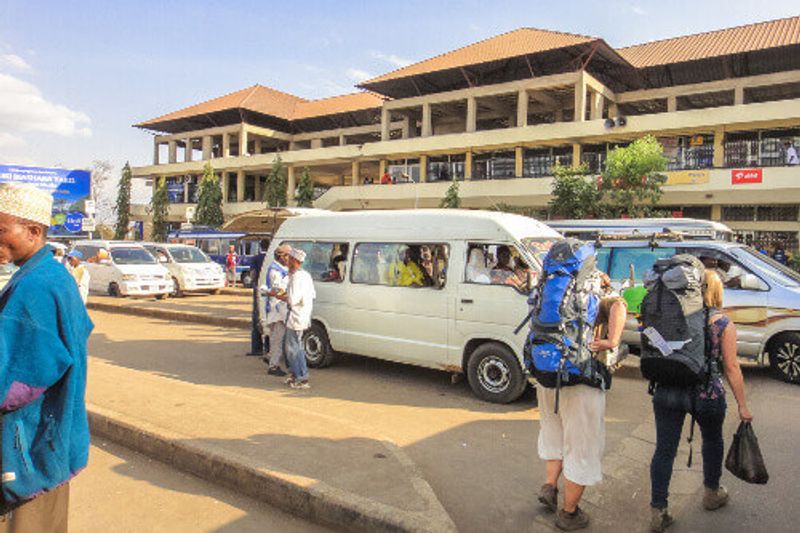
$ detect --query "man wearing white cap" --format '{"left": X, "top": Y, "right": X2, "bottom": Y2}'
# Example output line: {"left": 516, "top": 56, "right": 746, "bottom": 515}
{"left": 0, "top": 183, "right": 93, "bottom": 530}
{"left": 278, "top": 247, "right": 316, "bottom": 389}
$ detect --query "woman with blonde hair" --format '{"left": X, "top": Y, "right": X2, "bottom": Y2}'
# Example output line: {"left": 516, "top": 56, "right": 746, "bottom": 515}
{"left": 649, "top": 270, "right": 753, "bottom": 532}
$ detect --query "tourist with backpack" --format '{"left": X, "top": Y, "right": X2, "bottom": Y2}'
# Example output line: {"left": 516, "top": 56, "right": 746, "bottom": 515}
{"left": 640, "top": 259, "right": 753, "bottom": 532}
{"left": 528, "top": 239, "right": 627, "bottom": 531}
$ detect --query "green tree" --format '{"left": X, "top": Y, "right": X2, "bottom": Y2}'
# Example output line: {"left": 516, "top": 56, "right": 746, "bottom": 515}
{"left": 295, "top": 167, "right": 315, "bottom": 207}
{"left": 193, "top": 163, "right": 224, "bottom": 228}
{"left": 600, "top": 135, "right": 668, "bottom": 218}
{"left": 439, "top": 177, "right": 462, "bottom": 208}
{"left": 113, "top": 162, "right": 132, "bottom": 239}
{"left": 264, "top": 155, "right": 287, "bottom": 207}
{"left": 548, "top": 163, "right": 603, "bottom": 219}
{"left": 149, "top": 177, "right": 170, "bottom": 242}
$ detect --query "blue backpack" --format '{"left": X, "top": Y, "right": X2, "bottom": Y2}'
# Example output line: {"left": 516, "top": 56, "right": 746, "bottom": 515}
{"left": 526, "top": 239, "right": 603, "bottom": 411}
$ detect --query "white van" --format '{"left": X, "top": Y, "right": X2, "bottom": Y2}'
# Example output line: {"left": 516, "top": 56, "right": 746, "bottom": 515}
{"left": 71, "top": 240, "right": 173, "bottom": 299}
{"left": 142, "top": 243, "right": 225, "bottom": 296}
{"left": 257, "top": 209, "right": 561, "bottom": 403}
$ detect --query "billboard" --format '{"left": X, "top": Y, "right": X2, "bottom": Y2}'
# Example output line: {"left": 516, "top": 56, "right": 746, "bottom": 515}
{"left": 0, "top": 164, "right": 92, "bottom": 237}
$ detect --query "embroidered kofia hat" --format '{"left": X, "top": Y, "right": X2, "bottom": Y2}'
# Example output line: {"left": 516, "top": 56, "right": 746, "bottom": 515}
{"left": 289, "top": 248, "right": 306, "bottom": 262}
{"left": 0, "top": 183, "right": 53, "bottom": 226}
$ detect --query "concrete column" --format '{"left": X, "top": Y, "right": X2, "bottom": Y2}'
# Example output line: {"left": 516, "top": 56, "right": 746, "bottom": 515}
{"left": 351, "top": 160, "right": 360, "bottom": 185}
{"left": 515, "top": 147, "right": 524, "bottom": 178}
{"left": 184, "top": 139, "right": 193, "bottom": 162}
{"left": 554, "top": 109, "right": 564, "bottom": 122}
{"left": 589, "top": 91, "right": 603, "bottom": 120}
{"left": 401, "top": 116, "right": 411, "bottom": 139}
{"left": 713, "top": 127, "right": 725, "bottom": 168}
{"left": 466, "top": 97, "right": 477, "bottom": 133}
{"left": 236, "top": 170, "right": 245, "bottom": 202}
{"left": 239, "top": 128, "right": 248, "bottom": 156}
{"left": 153, "top": 141, "right": 160, "bottom": 165}
{"left": 339, "top": 134, "right": 346, "bottom": 146}
{"left": 421, "top": 103, "right": 432, "bottom": 137}
{"left": 572, "top": 144, "right": 582, "bottom": 169}
{"left": 254, "top": 138, "right": 262, "bottom": 155}
{"left": 202, "top": 136, "right": 212, "bottom": 160}
{"left": 221, "top": 171, "right": 229, "bottom": 203}
{"left": 465, "top": 151, "right": 473, "bottom": 180}
{"left": 667, "top": 96, "right": 677, "bottom": 113}
{"left": 710, "top": 204, "right": 722, "bottom": 221}
{"left": 168, "top": 141, "right": 177, "bottom": 163}
{"left": 734, "top": 86, "right": 744, "bottom": 106}
{"left": 517, "top": 90, "right": 529, "bottom": 128}
{"left": 287, "top": 166, "right": 296, "bottom": 206}
{"left": 254, "top": 172, "right": 263, "bottom": 201}
{"left": 607, "top": 102, "right": 618, "bottom": 118}
{"left": 222, "top": 133, "right": 231, "bottom": 158}
{"left": 289, "top": 141, "right": 298, "bottom": 151}
{"left": 379, "top": 159, "right": 387, "bottom": 177}
{"left": 419, "top": 155, "right": 428, "bottom": 183}
{"left": 381, "top": 108, "right": 390, "bottom": 141}
{"left": 183, "top": 176, "right": 190, "bottom": 203}
{"left": 310, "top": 139, "right": 323, "bottom": 149}
{"left": 574, "top": 71, "right": 587, "bottom": 122}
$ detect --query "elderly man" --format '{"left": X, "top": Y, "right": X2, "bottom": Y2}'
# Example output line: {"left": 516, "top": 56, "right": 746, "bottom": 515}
{"left": 278, "top": 248, "right": 316, "bottom": 389}
{"left": 259, "top": 244, "right": 292, "bottom": 376}
{"left": 0, "top": 183, "right": 93, "bottom": 531}
{"left": 66, "top": 249, "right": 90, "bottom": 304}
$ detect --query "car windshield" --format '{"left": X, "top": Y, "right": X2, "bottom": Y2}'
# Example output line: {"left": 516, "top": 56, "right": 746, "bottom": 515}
{"left": 170, "top": 247, "right": 210, "bottom": 263}
{"left": 522, "top": 237, "right": 559, "bottom": 265}
{"left": 735, "top": 247, "right": 800, "bottom": 286}
{"left": 110, "top": 248, "right": 157, "bottom": 265}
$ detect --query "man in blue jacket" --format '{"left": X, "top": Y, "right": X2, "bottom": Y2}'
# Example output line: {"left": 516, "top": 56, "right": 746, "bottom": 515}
{"left": 0, "top": 183, "right": 93, "bottom": 532}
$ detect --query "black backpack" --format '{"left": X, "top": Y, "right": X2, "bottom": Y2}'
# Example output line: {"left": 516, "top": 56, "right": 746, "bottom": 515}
{"left": 639, "top": 254, "right": 711, "bottom": 387}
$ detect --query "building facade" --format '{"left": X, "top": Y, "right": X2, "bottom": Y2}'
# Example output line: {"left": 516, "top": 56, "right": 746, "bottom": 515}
{"left": 131, "top": 17, "right": 800, "bottom": 250}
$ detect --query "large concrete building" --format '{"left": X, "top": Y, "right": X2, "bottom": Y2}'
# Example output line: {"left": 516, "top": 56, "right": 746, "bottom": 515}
{"left": 131, "top": 16, "right": 800, "bottom": 250}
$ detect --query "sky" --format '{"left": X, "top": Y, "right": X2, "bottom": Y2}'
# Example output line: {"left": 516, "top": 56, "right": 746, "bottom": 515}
{"left": 0, "top": 0, "right": 798, "bottom": 199}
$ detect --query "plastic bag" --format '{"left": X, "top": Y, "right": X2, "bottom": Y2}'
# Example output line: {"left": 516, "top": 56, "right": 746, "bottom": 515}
{"left": 725, "top": 421, "right": 769, "bottom": 484}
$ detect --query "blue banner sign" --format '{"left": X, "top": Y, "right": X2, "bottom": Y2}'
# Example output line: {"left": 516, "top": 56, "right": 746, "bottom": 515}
{"left": 0, "top": 164, "right": 91, "bottom": 236}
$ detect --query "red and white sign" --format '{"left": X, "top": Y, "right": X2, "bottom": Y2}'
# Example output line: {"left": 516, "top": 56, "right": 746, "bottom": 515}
{"left": 731, "top": 168, "right": 763, "bottom": 185}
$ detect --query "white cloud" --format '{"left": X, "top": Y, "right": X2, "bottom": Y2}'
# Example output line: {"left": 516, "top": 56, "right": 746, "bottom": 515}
{"left": 0, "top": 53, "right": 32, "bottom": 72}
{"left": 630, "top": 5, "right": 646, "bottom": 15}
{"left": 370, "top": 51, "right": 413, "bottom": 68}
{"left": 345, "top": 68, "right": 373, "bottom": 83}
{"left": 0, "top": 73, "right": 91, "bottom": 137}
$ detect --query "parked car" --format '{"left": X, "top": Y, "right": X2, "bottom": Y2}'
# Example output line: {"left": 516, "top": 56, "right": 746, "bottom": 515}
{"left": 71, "top": 240, "right": 173, "bottom": 298}
{"left": 257, "top": 209, "right": 561, "bottom": 403}
{"left": 595, "top": 237, "right": 800, "bottom": 384}
{"left": 142, "top": 243, "right": 225, "bottom": 296}
{"left": 548, "top": 218, "right": 734, "bottom": 241}
{"left": 0, "top": 263, "right": 17, "bottom": 290}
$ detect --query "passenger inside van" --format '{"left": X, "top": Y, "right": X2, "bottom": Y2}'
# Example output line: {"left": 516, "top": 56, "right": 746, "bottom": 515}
{"left": 699, "top": 255, "right": 743, "bottom": 289}
{"left": 389, "top": 246, "right": 425, "bottom": 287}
{"left": 491, "top": 246, "right": 516, "bottom": 285}
{"left": 466, "top": 247, "right": 491, "bottom": 284}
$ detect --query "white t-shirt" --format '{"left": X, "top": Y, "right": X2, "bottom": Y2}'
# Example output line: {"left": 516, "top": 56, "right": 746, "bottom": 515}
{"left": 286, "top": 269, "right": 316, "bottom": 331}
{"left": 787, "top": 145, "right": 799, "bottom": 165}
{"left": 261, "top": 262, "right": 289, "bottom": 324}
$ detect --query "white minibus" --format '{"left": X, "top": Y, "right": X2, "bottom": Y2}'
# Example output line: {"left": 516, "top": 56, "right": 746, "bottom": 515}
{"left": 257, "top": 209, "right": 561, "bottom": 403}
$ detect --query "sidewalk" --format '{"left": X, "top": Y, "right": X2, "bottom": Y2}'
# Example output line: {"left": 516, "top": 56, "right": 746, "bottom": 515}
{"left": 87, "top": 293, "right": 250, "bottom": 329}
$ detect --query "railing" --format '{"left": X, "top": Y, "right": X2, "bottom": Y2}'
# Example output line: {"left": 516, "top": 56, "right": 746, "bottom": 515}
{"left": 666, "top": 145, "right": 714, "bottom": 171}
{"left": 724, "top": 138, "right": 792, "bottom": 168}
{"left": 523, "top": 154, "right": 573, "bottom": 178}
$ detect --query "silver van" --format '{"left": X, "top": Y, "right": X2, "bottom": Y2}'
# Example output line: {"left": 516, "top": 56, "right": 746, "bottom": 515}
{"left": 595, "top": 238, "right": 800, "bottom": 384}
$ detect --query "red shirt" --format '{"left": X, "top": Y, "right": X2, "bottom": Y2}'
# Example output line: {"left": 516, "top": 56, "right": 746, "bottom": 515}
{"left": 380, "top": 172, "right": 392, "bottom": 185}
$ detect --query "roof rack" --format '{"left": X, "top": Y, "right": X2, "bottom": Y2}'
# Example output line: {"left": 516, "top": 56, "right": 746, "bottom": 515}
{"left": 593, "top": 230, "right": 686, "bottom": 248}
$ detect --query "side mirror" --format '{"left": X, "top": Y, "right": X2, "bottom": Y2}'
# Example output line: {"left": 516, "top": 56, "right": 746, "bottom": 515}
{"left": 739, "top": 273, "right": 765, "bottom": 291}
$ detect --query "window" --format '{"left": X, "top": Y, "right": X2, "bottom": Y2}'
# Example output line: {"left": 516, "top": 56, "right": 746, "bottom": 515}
{"left": 428, "top": 154, "right": 465, "bottom": 182}
{"left": 283, "top": 241, "right": 350, "bottom": 283}
{"left": 595, "top": 247, "right": 611, "bottom": 274}
{"left": 351, "top": 243, "right": 448, "bottom": 289}
{"left": 680, "top": 248, "right": 767, "bottom": 291}
{"left": 466, "top": 243, "right": 533, "bottom": 292}
{"left": 608, "top": 247, "right": 677, "bottom": 282}
{"left": 75, "top": 245, "right": 100, "bottom": 262}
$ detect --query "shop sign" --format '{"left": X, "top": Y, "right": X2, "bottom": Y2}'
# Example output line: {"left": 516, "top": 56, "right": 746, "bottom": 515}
{"left": 665, "top": 169, "right": 710, "bottom": 185}
{"left": 731, "top": 168, "right": 762, "bottom": 185}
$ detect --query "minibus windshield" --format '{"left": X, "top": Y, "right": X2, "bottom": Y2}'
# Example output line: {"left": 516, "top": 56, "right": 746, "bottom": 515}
{"left": 111, "top": 248, "right": 157, "bottom": 265}
{"left": 522, "top": 237, "right": 559, "bottom": 264}
{"left": 170, "top": 247, "right": 210, "bottom": 264}
{"left": 734, "top": 247, "right": 800, "bottom": 287}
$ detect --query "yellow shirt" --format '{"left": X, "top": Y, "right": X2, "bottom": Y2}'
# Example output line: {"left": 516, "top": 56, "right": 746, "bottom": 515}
{"left": 388, "top": 260, "right": 424, "bottom": 287}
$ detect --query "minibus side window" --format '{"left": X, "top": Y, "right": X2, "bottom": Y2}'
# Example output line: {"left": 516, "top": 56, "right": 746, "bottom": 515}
{"left": 282, "top": 241, "right": 350, "bottom": 283}
{"left": 351, "top": 243, "right": 448, "bottom": 289}
{"left": 465, "top": 243, "right": 533, "bottom": 292}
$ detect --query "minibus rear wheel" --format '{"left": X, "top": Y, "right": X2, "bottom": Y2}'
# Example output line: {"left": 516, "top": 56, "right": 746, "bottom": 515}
{"left": 768, "top": 332, "right": 800, "bottom": 384}
{"left": 304, "top": 322, "right": 337, "bottom": 368}
{"left": 466, "top": 342, "right": 526, "bottom": 403}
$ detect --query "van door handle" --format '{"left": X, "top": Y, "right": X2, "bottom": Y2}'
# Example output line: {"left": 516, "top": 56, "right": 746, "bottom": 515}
{"left": 461, "top": 299, "right": 474, "bottom": 304}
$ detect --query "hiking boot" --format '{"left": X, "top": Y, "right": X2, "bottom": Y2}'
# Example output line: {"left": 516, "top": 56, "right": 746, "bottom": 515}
{"left": 538, "top": 483, "right": 558, "bottom": 513}
{"left": 290, "top": 380, "right": 310, "bottom": 390}
{"left": 703, "top": 486, "right": 729, "bottom": 511}
{"left": 555, "top": 507, "right": 589, "bottom": 531}
{"left": 267, "top": 366, "right": 287, "bottom": 377}
{"left": 650, "top": 507, "right": 674, "bottom": 532}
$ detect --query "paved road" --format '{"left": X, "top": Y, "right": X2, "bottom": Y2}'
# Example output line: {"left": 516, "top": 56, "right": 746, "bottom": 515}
{"left": 86, "top": 309, "right": 799, "bottom": 532}
{"left": 71, "top": 438, "right": 331, "bottom": 533}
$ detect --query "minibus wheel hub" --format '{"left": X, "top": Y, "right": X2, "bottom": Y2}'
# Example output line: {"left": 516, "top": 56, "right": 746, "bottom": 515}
{"left": 477, "top": 356, "right": 510, "bottom": 393}
{"left": 776, "top": 341, "right": 800, "bottom": 379}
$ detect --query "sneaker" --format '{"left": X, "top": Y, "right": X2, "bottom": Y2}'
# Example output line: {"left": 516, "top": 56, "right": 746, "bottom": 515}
{"left": 703, "top": 486, "right": 729, "bottom": 511}
{"left": 267, "top": 366, "right": 287, "bottom": 377}
{"left": 538, "top": 483, "right": 559, "bottom": 513}
{"left": 555, "top": 507, "right": 589, "bottom": 531}
{"left": 290, "top": 380, "right": 310, "bottom": 390}
{"left": 284, "top": 376, "right": 295, "bottom": 385}
{"left": 650, "top": 507, "right": 674, "bottom": 532}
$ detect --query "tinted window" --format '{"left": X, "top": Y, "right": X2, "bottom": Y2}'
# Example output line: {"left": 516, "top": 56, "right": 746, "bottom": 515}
{"left": 170, "top": 247, "right": 209, "bottom": 263}
{"left": 351, "top": 243, "right": 448, "bottom": 289}
{"left": 283, "top": 241, "right": 349, "bottom": 283}
{"left": 595, "top": 247, "right": 611, "bottom": 274}
{"left": 110, "top": 248, "right": 157, "bottom": 265}
{"left": 609, "top": 247, "right": 677, "bottom": 281}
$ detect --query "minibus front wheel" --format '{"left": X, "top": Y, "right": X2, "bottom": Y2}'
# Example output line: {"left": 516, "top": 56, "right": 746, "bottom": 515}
{"left": 466, "top": 342, "right": 526, "bottom": 403}
{"left": 304, "top": 322, "right": 337, "bottom": 368}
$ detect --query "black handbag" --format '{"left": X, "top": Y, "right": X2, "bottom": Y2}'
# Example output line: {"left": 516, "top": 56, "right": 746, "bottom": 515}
{"left": 725, "top": 421, "right": 769, "bottom": 484}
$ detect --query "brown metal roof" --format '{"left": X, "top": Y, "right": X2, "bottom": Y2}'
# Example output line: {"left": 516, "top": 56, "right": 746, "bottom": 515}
{"left": 619, "top": 15, "right": 800, "bottom": 68}
{"left": 360, "top": 28, "right": 596, "bottom": 85}
{"left": 292, "top": 92, "right": 385, "bottom": 120}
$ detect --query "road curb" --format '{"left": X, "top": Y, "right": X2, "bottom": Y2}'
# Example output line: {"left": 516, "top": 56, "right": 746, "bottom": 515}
{"left": 87, "top": 301, "right": 250, "bottom": 330}
{"left": 88, "top": 405, "right": 457, "bottom": 533}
